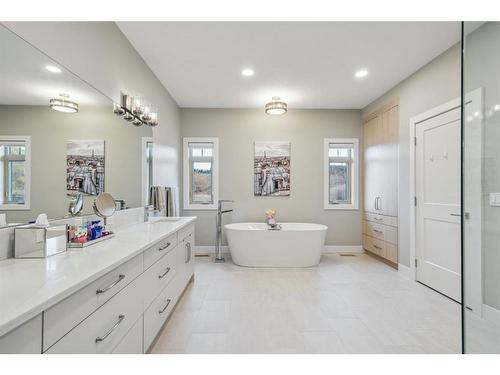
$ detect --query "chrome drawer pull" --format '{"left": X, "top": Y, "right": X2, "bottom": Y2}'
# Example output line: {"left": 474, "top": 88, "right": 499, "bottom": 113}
{"left": 159, "top": 299, "right": 172, "bottom": 314}
{"left": 96, "top": 274, "right": 125, "bottom": 294}
{"left": 159, "top": 242, "right": 171, "bottom": 251}
{"left": 373, "top": 217, "right": 383, "bottom": 221}
{"left": 373, "top": 245, "right": 382, "bottom": 250}
{"left": 373, "top": 229, "right": 383, "bottom": 234}
{"left": 185, "top": 242, "right": 191, "bottom": 263}
{"left": 95, "top": 315, "right": 125, "bottom": 343}
{"left": 158, "top": 267, "right": 171, "bottom": 279}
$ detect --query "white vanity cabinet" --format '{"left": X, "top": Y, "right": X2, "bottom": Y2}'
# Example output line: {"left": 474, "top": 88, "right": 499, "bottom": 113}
{"left": 0, "top": 219, "right": 195, "bottom": 354}
{"left": 45, "top": 274, "right": 145, "bottom": 354}
{"left": 0, "top": 315, "right": 42, "bottom": 354}
{"left": 177, "top": 224, "right": 195, "bottom": 290}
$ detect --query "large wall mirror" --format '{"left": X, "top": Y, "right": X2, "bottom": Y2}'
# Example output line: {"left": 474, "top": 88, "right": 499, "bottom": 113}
{"left": 0, "top": 25, "right": 153, "bottom": 226}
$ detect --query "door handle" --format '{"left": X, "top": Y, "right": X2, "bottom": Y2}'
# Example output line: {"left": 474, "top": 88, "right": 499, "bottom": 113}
{"left": 450, "top": 213, "right": 461, "bottom": 217}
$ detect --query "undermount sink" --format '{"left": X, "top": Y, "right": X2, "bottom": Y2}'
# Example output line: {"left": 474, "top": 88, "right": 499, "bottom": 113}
{"left": 149, "top": 217, "right": 182, "bottom": 224}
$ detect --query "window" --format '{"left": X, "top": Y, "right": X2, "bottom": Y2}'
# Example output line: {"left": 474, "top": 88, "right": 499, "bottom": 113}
{"left": 183, "top": 137, "right": 219, "bottom": 210}
{"left": 324, "top": 138, "right": 358, "bottom": 210}
{"left": 142, "top": 137, "right": 154, "bottom": 205}
{"left": 0, "top": 136, "right": 31, "bottom": 210}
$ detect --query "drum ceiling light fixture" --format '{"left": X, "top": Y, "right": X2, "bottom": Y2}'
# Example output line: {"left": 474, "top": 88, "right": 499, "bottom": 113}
{"left": 265, "top": 96, "right": 287, "bottom": 115}
{"left": 49, "top": 93, "right": 79, "bottom": 113}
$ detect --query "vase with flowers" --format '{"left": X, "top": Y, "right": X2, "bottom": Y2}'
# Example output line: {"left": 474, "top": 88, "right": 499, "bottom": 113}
{"left": 265, "top": 209, "right": 277, "bottom": 228}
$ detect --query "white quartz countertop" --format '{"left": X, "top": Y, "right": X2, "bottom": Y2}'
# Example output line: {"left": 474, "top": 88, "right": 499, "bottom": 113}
{"left": 0, "top": 216, "right": 196, "bottom": 337}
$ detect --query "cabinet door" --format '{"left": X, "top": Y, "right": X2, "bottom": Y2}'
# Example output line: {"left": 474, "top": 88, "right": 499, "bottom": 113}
{"left": 378, "top": 105, "right": 399, "bottom": 217}
{"left": 0, "top": 315, "right": 42, "bottom": 354}
{"left": 363, "top": 115, "right": 382, "bottom": 213}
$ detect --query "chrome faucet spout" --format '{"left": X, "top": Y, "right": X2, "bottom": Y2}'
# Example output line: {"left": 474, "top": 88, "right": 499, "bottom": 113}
{"left": 144, "top": 205, "right": 158, "bottom": 222}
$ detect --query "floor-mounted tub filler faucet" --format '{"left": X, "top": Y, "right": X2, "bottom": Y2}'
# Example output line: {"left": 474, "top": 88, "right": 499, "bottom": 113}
{"left": 215, "top": 200, "right": 234, "bottom": 263}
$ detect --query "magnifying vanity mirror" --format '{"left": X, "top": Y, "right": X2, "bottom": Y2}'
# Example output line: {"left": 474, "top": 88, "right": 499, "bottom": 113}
{"left": 93, "top": 192, "right": 116, "bottom": 220}
{"left": 0, "top": 25, "right": 154, "bottom": 228}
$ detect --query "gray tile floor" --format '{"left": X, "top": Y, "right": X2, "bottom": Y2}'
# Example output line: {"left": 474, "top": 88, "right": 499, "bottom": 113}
{"left": 151, "top": 253, "right": 461, "bottom": 354}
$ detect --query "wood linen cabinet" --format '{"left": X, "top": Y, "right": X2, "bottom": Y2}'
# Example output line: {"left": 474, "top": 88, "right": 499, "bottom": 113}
{"left": 362, "top": 103, "right": 399, "bottom": 266}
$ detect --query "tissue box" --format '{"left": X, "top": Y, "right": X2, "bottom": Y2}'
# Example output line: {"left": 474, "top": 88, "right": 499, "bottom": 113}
{"left": 14, "top": 225, "right": 68, "bottom": 258}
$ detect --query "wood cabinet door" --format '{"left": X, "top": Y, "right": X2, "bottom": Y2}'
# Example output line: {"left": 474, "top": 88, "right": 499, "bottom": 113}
{"left": 363, "top": 115, "right": 382, "bottom": 214}
{"left": 378, "top": 105, "right": 399, "bottom": 217}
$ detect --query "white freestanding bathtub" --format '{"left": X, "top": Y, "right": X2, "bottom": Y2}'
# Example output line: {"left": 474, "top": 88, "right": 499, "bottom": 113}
{"left": 225, "top": 222, "right": 327, "bottom": 267}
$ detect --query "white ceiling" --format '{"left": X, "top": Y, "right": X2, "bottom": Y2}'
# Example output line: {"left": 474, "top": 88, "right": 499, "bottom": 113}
{"left": 117, "top": 22, "right": 461, "bottom": 109}
{"left": 0, "top": 25, "right": 109, "bottom": 107}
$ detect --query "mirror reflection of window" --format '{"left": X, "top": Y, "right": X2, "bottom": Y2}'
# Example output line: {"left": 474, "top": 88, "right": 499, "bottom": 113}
{"left": 146, "top": 140, "right": 154, "bottom": 196}
{"left": 0, "top": 137, "right": 30, "bottom": 209}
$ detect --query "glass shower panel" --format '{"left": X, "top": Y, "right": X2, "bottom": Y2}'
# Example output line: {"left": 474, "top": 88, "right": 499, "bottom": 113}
{"left": 463, "top": 22, "right": 500, "bottom": 353}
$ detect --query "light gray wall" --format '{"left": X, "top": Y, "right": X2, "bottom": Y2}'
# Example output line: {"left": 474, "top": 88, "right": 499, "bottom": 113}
{"left": 180, "top": 108, "right": 363, "bottom": 247}
{"left": 464, "top": 23, "right": 500, "bottom": 310}
{"left": 0, "top": 105, "right": 152, "bottom": 223}
{"left": 362, "top": 43, "right": 461, "bottom": 267}
{"left": 2, "top": 22, "right": 181, "bottom": 208}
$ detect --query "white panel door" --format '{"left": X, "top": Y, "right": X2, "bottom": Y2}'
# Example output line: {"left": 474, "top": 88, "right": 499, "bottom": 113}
{"left": 416, "top": 107, "right": 461, "bottom": 302}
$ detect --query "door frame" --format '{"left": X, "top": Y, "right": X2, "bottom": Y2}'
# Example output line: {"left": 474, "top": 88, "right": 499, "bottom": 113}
{"left": 409, "top": 88, "right": 483, "bottom": 293}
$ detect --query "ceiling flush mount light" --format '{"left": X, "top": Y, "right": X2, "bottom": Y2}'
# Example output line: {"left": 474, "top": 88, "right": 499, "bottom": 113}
{"left": 265, "top": 96, "right": 287, "bottom": 115}
{"left": 49, "top": 93, "right": 78, "bottom": 113}
{"left": 113, "top": 92, "right": 159, "bottom": 127}
{"left": 354, "top": 69, "right": 369, "bottom": 79}
{"left": 241, "top": 68, "right": 254, "bottom": 77}
{"left": 45, "top": 65, "right": 62, "bottom": 73}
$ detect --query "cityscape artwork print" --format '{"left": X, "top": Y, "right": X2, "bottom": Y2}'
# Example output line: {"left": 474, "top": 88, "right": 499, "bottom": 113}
{"left": 254, "top": 141, "right": 290, "bottom": 196}
{"left": 66, "top": 140, "right": 105, "bottom": 196}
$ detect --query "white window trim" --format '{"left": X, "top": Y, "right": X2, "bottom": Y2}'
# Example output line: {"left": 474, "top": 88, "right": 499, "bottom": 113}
{"left": 141, "top": 137, "right": 153, "bottom": 206}
{"left": 183, "top": 137, "right": 219, "bottom": 210}
{"left": 323, "top": 138, "right": 359, "bottom": 210}
{"left": 0, "top": 135, "right": 31, "bottom": 210}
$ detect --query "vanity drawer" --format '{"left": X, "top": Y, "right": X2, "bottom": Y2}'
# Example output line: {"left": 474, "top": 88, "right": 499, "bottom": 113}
{"left": 363, "top": 220, "right": 385, "bottom": 241}
{"left": 112, "top": 316, "right": 143, "bottom": 354}
{"left": 143, "top": 275, "right": 178, "bottom": 351}
{"left": 371, "top": 237, "right": 386, "bottom": 257}
{"left": 364, "top": 212, "right": 398, "bottom": 227}
{"left": 0, "top": 314, "right": 42, "bottom": 354}
{"left": 45, "top": 274, "right": 144, "bottom": 354}
{"left": 385, "top": 225, "right": 398, "bottom": 245}
{"left": 178, "top": 223, "right": 194, "bottom": 242}
{"left": 386, "top": 243, "right": 398, "bottom": 264}
{"left": 43, "top": 254, "right": 143, "bottom": 351}
{"left": 143, "top": 232, "right": 178, "bottom": 270}
{"left": 143, "top": 247, "right": 177, "bottom": 310}
{"left": 362, "top": 234, "right": 386, "bottom": 257}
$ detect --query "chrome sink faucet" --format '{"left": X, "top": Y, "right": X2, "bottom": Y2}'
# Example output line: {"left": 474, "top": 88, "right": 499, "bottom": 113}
{"left": 144, "top": 205, "right": 158, "bottom": 222}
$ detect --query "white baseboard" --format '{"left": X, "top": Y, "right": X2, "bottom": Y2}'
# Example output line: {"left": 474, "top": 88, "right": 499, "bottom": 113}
{"left": 483, "top": 304, "right": 500, "bottom": 327}
{"left": 323, "top": 245, "right": 364, "bottom": 254}
{"left": 194, "top": 245, "right": 229, "bottom": 256}
{"left": 398, "top": 263, "right": 413, "bottom": 280}
{"left": 196, "top": 245, "right": 364, "bottom": 255}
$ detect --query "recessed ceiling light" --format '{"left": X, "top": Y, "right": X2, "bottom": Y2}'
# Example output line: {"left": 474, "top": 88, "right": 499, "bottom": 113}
{"left": 45, "top": 65, "right": 62, "bottom": 73}
{"left": 241, "top": 68, "right": 254, "bottom": 77}
{"left": 354, "top": 69, "right": 369, "bottom": 78}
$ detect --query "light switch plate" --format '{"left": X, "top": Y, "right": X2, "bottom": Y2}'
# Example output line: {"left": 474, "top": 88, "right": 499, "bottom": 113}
{"left": 490, "top": 193, "right": 500, "bottom": 207}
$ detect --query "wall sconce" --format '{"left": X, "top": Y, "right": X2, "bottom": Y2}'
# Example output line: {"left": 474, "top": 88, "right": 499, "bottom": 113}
{"left": 113, "top": 92, "right": 159, "bottom": 127}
